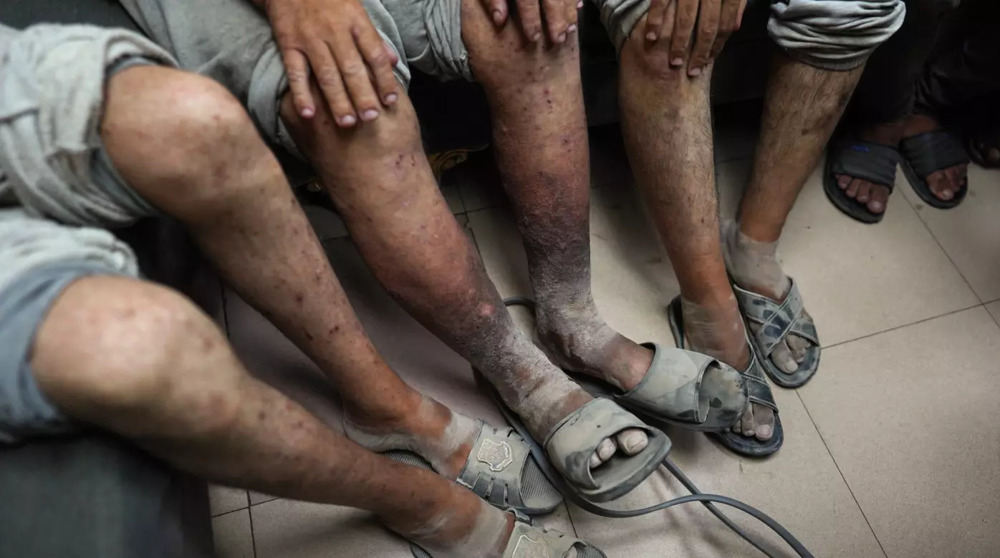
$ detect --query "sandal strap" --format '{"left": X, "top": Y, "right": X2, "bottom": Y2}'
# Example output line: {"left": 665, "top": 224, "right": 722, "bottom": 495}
{"left": 456, "top": 422, "right": 533, "bottom": 510}
{"left": 743, "top": 350, "right": 778, "bottom": 413}
{"left": 829, "top": 141, "right": 899, "bottom": 188}
{"left": 502, "top": 522, "right": 596, "bottom": 558}
{"left": 621, "top": 342, "right": 717, "bottom": 423}
{"left": 899, "top": 130, "right": 970, "bottom": 178}
{"left": 733, "top": 279, "right": 817, "bottom": 358}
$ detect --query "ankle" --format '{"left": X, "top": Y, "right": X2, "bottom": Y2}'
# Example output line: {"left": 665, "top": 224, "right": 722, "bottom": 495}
{"left": 343, "top": 389, "right": 425, "bottom": 432}
{"left": 723, "top": 220, "right": 789, "bottom": 300}
{"left": 680, "top": 296, "right": 750, "bottom": 370}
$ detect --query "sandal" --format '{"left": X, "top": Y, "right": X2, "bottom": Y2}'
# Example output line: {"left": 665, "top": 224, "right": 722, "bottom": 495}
{"left": 967, "top": 128, "right": 1000, "bottom": 169}
{"left": 411, "top": 520, "right": 607, "bottom": 558}
{"left": 823, "top": 141, "right": 899, "bottom": 224}
{"left": 730, "top": 279, "right": 820, "bottom": 388}
{"left": 377, "top": 421, "right": 563, "bottom": 516}
{"left": 667, "top": 297, "right": 783, "bottom": 457}
{"left": 899, "top": 130, "right": 969, "bottom": 209}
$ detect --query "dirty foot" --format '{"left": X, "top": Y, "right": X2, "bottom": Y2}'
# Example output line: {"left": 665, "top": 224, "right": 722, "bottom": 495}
{"left": 679, "top": 295, "right": 774, "bottom": 441}
{"left": 834, "top": 120, "right": 903, "bottom": 215}
{"left": 902, "top": 113, "right": 968, "bottom": 201}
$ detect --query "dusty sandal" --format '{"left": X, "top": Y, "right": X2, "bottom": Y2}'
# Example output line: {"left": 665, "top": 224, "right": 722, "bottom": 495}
{"left": 381, "top": 421, "right": 563, "bottom": 516}
{"left": 668, "top": 297, "right": 784, "bottom": 457}
{"left": 410, "top": 520, "right": 608, "bottom": 558}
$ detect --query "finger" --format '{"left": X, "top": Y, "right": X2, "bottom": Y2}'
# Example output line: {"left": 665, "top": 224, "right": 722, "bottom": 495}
{"left": 330, "top": 35, "right": 381, "bottom": 122}
{"left": 711, "top": 0, "right": 741, "bottom": 58}
{"left": 543, "top": 0, "right": 569, "bottom": 43}
{"left": 308, "top": 42, "right": 357, "bottom": 126}
{"left": 281, "top": 49, "right": 317, "bottom": 119}
{"left": 669, "top": 0, "right": 698, "bottom": 68}
{"left": 566, "top": 0, "right": 580, "bottom": 36}
{"left": 517, "top": 0, "right": 543, "bottom": 42}
{"left": 482, "top": 0, "right": 509, "bottom": 25}
{"left": 355, "top": 27, "right": 400, "bottom": 106}
{"left": 645, "top": 0, "right": 671, "bottom": 41}
{"left": 736, "top": 0, "right": 748, "bottom": 29}
{"left": 688, "top": 0, "right": 721, "bottom": 76}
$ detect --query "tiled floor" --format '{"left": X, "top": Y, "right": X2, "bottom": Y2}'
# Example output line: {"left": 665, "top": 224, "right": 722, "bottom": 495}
{"left": 208, "top": 122, "right": 1000, "bottom": 558}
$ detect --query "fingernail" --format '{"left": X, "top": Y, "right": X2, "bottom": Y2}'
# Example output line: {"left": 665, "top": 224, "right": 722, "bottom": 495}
{"left": 385, "top": 93, "right": 398, "bottom": 104}
{"left": 338, "top": 115, "right": 357, "bottom": 126}
{"left": 557, "top": 32, "right": 566, "bottom": 43}
{"left": 671, "top": 57, "right": 683, "bottom": 66}
{"left": 578, "top": 0, "right": 584, "bottom": 7}
{"left": 646, "top": 31, "right": 657, "bottom": 41}
{"left": 567, "top": 24, "right": 578, "bottom": 33}
{"left": 300, "top": 107, "right": 315, "bottom": 118}
{"left": 361, "top": 109, "right": 379, "bottom": 121}
{"left": 492, "top": 9, "right": 503, "bottom": 24}
{"left": 532, "top": 32, "right": 542, "bottom": 42}
{"left": 757, "top": 424, "right": 772, "bottom": 439}
{"left": 689, "top": 67, "right": 702, "bottom": 77}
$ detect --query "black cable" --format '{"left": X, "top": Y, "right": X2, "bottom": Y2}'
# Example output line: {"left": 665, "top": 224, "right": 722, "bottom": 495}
{"left": 495, "top": 297, "right": 815, "bottom": 558}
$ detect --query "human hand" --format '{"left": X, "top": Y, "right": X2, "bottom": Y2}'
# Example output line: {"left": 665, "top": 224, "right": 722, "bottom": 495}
{"left": 478, "top": 0, "right": 582, "bottom": 44}
{"left": 643, "top": 0, "right": 747, "bottom": 77}
{"left": 263, "top": 0, "right": 400, "bottom": 126}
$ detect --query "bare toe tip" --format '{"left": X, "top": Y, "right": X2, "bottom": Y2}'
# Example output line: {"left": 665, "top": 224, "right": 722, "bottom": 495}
{"left": 755, "top": 424, "right": 773, "bottom": 441}
{"left": 617, "top": 430, "right": 649, "bottom": 456}
{"left": 589, "top": 453, "right": 603, "bottom": 469}
{"left": 596, "top": 438, "right": 616, "bottom": 462}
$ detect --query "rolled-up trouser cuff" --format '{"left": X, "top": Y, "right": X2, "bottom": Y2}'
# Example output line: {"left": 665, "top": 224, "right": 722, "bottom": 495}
{"left": 768, "top": 0, "right": 906, "bottom": 71}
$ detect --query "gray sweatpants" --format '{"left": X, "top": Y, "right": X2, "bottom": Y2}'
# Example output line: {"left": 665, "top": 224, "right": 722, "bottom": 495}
{"left": 0, "top": 23, "right": 174, "bottom": 444}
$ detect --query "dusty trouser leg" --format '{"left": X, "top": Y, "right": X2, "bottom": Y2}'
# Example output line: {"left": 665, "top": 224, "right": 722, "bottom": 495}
{"left": 616, "top": 25, "right": 771, "bottom": 440}
{"left": 99, "top": 65, "right": 478, "bottom": 478}
{"left": 31, "top": 275, "right": 514, "bottom": 558}
{"left": 281, "top": 81, "right": 633, "bottom": 467}
{"left": 458, "top": 0, "right": 649, "bottom": 454}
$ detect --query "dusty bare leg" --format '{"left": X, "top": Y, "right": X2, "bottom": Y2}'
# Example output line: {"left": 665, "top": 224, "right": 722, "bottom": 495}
{"left": 460, "top": 0, "right": 648, "bottom": 454}
{"left": 32, "top": 276, "right": 514, "bottom": 558}
{"left": 99, "top": 66, "right": 473, "bottom": 478}
{"left": 618, "top": 20, "right": 772, "bottom": 441}
{"left": 280, "top": 82, "right": 626, "bottom": 466}
{"left": 729, "top": 55, "right": 863, "bottom": 382}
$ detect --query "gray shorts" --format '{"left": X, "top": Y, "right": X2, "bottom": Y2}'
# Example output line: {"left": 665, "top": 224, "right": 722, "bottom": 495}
{"left": 118, "top": 0, "right": 473, "bottom": 156}
{"left": 593, "top": 0, "right": 906, "bottom": 70}
{"left": 0, "top": 24, "right": 167, "bottom": 444}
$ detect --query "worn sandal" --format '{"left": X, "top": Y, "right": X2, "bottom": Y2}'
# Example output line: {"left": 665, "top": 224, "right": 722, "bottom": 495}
{"left": 377, "top": 421, "right": 563, "bottom": 516}
{"left": 668, "top": 296, "right": 784, "bottom": 457}
{"left": 823, "top": 141, "right": 899, "bottom": 224}
{"left": 899, "top": 130, "right": 969, "bottom": 209}
{"left": 411, "top": 520, "right": 607, "bottom": 558}
{"left": 731, "top": 279, "right": 820, "bottom": 389}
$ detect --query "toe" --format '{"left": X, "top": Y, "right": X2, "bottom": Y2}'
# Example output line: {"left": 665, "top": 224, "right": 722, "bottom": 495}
{"left": 845, "top": 179, "right": 862, "bottom": 198}
{"left": 753, "top": 405, "right": 775, "bottom": 441}
{"left": 836, "top": 174, "right": 851, "bottom": 189}
{"left": 589, "top": 453, "right": 602, "bottom": 469}
{"left": 771, "top": 341, "right": 799, "bottom": 375}
{"left": 928, "top": 171, "right": 954, "bottom": 201}
{"left": 595, "top": 438, "right": 616, "bottom": 463}
{"left": 988, "top": 147, "right": 1000, "bottom": 164}
{"left": 616, "top": 429, "right": 649, "bottom": 456}
{"left": 856, "top": 181, "right": 872, "bottom": 203}
{"left": 739, "top": 405, "right": 756, "bottom": 437}
{"left": 786, "top": 333, "right": 810, "bottom": 362}
{"left": 868, "top": 185, "right": 889, "bottom": 214}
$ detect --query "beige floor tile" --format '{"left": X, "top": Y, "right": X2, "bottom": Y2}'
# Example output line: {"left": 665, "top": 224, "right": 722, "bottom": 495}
{"left": 799, "top": 307, "right": 1000, "bottom": 558}
{"left": 213, "top": 509, "right": 255, "bottom": 558}
{"left": 250, "top": 491, "right": 279, "bottom": 506}
{"left": 716, "top": 158, "right": 979, "bottom": 346}
{"left": 986, "top": 300, "right": 1000, "bottom": 326}
{"left": 441, "top": 183, "right": 465, "bottom": 214}
{"left": 564, "top": 382, "right": 881, "bottom": 558}
{"left": 898, "top": 165, "right": 1000, "bottom": 302}
{"left": 210, "top": 485, "right": 250, "bottom": 516}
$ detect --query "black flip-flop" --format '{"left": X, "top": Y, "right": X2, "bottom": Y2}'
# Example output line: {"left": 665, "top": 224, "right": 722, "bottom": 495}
{"left": 899, "top": 130, "right": 969, "bottom": 209}
{"left": 667, "top": 297, "right": 783, "bottom": 457}
{"left": 823, "top": 141, "right": 899, "bottom": 224}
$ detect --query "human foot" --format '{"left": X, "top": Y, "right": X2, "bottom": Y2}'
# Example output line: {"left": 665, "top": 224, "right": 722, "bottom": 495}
{"left": 833, "top": 121, "right": 903, "bottom": 215}
{"left": 968, "top": 127, "right": 1000, "bottom": 169}
{"left": 677, "top": 295, "right": 775, "bottom": 442}
{"left": 901, "top": 114, "right": 968, "bottom": 202}
{"left": 534, "top": 296, "right": 746, "bottom": 431}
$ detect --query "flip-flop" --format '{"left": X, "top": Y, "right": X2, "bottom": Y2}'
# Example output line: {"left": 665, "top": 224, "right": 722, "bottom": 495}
{"left": 967, "top": 128, "right": 1000, "bottom": 169}
{"left": 899, "top": 130, "right": 970, "bottom": 209}
{"left": 503, "top": 298, "right": 748, "bottom": 432}
{"left": 411, "top": 520, "right": 607, "bottom": 558}
{"left": 667, "top": 297, "right": 783, "bottom": 457}
{"left": 823, "top": 141, "right": 899, "bottom": 224}
{"left": 368, "top": 421, "right": 563, "bottom": 516}
{"left": 729, "top": 279, "right": 820, "bottom": 389}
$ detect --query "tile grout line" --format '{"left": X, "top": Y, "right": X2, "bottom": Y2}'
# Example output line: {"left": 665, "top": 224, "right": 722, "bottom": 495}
{"left": 794, "top": 390, "right": 890, "bottom": 558}
{"left": 247, "top": 500, "right": 259, "bottom": 558}
{"left": 211, "top": 506, "right": 250, "bottom": 519}
{"left": 821, "top": 301, "right": 984, "bottom": 351}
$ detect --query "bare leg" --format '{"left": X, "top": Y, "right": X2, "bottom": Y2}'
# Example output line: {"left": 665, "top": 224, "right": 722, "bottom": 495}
{"left": 461, "top": 0, "right": 655, "bottom": 426}
{"left": 100, "top": 66, "right": 474, "bottom": 478}
{"left": 32, "top": 276, "right": 513, "bottom": 558}
{"left": 618, "top": 21, "right": 771, "bottom": 440}
{"left": 280, "top": 77, "right": 635, "bottom": 465}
